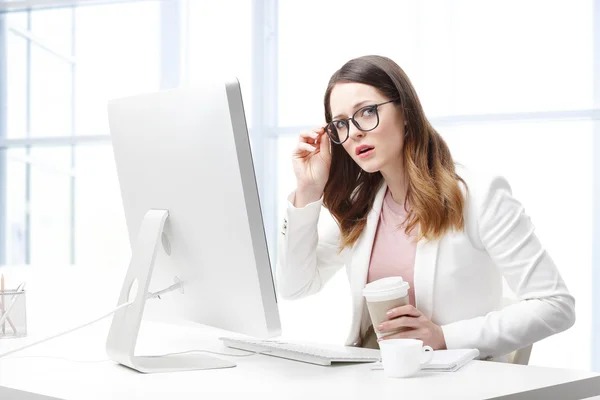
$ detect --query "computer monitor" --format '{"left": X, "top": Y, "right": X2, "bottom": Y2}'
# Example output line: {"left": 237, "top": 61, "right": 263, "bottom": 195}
{"left": 105, "top": 78, "right": 281, "bottom": 373}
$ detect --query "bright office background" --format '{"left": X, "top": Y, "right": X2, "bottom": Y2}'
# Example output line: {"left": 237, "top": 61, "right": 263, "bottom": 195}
{"left": 0, "top": 0, "right": 599, "bottom": 372}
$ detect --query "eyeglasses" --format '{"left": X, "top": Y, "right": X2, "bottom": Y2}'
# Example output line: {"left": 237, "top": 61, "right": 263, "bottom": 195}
{"left": 326, "top": 99, "right": 399, "bottom": 145}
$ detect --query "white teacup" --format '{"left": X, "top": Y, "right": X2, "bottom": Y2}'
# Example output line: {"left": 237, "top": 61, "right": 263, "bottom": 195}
{"left": 378, "top": 339, "right": 434, "bottom": 378}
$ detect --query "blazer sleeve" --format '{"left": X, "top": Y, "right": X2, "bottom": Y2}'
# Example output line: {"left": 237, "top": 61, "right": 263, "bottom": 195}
{"left": 275, "top": 192, "right": 348, "bottom": 300}
{"left": 441, "top": 174, "right": 576, "bottom": 358}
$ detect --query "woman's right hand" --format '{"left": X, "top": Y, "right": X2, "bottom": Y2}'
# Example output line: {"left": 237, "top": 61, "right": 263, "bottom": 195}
{"left": 292, "top": 126, "right": 331, "bottom": 207}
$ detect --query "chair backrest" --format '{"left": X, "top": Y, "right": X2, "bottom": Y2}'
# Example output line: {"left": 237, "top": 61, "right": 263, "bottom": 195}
{"left": 503, "top": 297, "right": 533, "bottom": 365}
{"left": 509, "top": 343, "right": 533, "bottom": 365}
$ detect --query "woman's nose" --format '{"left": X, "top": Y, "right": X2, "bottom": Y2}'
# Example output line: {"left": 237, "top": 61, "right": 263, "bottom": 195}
{"left": 348, "top": 121, "right": 364, "bottom": 140}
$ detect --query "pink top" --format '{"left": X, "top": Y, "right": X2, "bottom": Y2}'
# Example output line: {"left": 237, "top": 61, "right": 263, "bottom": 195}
{"left": 367, "top": 188, "right": 417, "bottom": 306}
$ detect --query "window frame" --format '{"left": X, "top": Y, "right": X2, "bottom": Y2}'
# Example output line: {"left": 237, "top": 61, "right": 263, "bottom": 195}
{"left": 0, "top": 0, "right": 182, "bottom": 264}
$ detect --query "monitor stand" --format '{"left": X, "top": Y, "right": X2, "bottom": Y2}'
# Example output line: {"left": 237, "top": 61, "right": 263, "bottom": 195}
{"left": 105, "top": 209, "right": 236, "bottom": 373}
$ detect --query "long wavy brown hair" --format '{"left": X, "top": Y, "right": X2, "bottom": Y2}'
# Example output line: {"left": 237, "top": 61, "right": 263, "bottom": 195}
{"left": 323, "top": 55, "right": 467, "bottom": 249}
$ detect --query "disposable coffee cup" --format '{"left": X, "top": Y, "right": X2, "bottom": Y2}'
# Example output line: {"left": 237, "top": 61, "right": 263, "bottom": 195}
{"left": 362, "top": 277, "right": 410, "bottom": 339}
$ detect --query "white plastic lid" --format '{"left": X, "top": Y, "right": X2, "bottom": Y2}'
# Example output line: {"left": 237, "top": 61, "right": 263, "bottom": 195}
{"left": 362, "top": 276, "right": 410, "bottom": 302}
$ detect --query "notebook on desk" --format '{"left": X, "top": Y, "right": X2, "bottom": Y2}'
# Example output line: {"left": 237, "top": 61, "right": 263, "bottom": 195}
{"left": 371, "top": 349, "right": 480, "bottom": 372}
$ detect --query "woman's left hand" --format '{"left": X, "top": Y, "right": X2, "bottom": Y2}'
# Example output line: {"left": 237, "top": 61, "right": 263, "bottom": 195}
{"left": 376, "top": 305, "right": 447, "bottom": 350}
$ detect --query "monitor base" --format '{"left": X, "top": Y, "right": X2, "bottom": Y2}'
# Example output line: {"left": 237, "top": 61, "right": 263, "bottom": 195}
{"left": 105, "top": 209, "right": 234, "bottom": 373}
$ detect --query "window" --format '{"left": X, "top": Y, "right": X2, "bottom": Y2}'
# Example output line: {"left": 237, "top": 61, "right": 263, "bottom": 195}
{"left": 186, "top": 0, "right": 253, "bottom": 126}
{"left": 74, "top": 3, "right": 161, "bottom": 136}
{"left": 1, "top": 0, "right": 162, "bottom": 266}
{"left": 1, "top": 0, "right": 255, "bottom": 267}
{"left": 4, "top": 149, "right": 27, "bottom": 265}
{"left": 5, "top": 29, "right": 27, "bottom": 140}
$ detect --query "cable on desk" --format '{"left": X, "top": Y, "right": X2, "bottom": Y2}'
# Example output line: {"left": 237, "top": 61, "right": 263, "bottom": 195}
{"left": 0, "top": 282, "right": 184, "bottom": 359}
{"left": 0, "top": 300, "right": 134, "bottom": 359}
{"left": 0, "top": 279, "right": 267, "bottom": 361}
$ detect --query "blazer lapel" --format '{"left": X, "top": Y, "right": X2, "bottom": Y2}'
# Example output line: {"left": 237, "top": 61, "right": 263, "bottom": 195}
{"left": 350, "top": 182, "right": 387, "bottom": 305}
{"left": 414, "top": 235, "right": 440, "bottom": 320}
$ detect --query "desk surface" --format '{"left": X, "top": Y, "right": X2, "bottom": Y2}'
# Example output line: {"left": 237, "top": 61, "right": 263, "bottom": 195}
{"left": 0, "top": 265, "right": 599, "bottom": 400}
{"left": 0, "top": 320, "right": 599, "bottom": 400}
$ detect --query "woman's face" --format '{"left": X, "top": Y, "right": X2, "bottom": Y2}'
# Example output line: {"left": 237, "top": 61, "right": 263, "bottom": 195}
{"left": 329, "top": 83, "right": 406, "bottom": 174}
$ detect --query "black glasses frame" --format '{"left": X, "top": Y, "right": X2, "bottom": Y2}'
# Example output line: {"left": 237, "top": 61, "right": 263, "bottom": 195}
{"left": 326, "top": 98, "right": 400, "bottom": 145}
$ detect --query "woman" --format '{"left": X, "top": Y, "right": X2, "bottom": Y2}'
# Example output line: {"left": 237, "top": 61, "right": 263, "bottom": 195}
{"left": 276, "top": 55, "right": 575, "bottom": 361}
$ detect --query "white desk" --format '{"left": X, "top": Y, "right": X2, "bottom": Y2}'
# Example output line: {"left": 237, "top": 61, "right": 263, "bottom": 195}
{"left": 0, "top": 265, "right": 599, "bottom": 400}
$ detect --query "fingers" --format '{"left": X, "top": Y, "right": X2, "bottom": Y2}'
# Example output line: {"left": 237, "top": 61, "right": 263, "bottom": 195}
{"left": 295, "top": 126, "right": 329, "bottom": 158}
{"left": 298, "top": 127, "right": 326, "bottom": 145}
{"left": 377, "top": 316, "right": 421, "bottom": 333}
{"left": 378, "top": 329, "right": 423, "bottom": 342}
{"left": 299, "top": 130, "right": 319, "bottom": 144}
{"left": 297, "top": 142, "right": 317, "bottom": 154}
{"left": 386, "top": 305, "right": 422, "bottom": 319}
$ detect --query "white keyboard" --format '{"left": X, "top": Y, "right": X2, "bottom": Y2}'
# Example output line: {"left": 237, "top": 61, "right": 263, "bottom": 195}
{"left": 219, "top": 337, "right": 380, "bottom": 366}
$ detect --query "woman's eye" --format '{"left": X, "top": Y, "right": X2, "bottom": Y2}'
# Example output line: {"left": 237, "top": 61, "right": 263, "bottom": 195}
{"left": 361, "top": 106, "right": 376, "bottom": 117}
{"left": 335, "top": 120, "right": 347, "bottom": 129}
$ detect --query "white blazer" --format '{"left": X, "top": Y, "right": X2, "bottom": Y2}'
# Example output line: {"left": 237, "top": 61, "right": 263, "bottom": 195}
{"left": 276, "top": 166, "right": 575, "bottom": 360}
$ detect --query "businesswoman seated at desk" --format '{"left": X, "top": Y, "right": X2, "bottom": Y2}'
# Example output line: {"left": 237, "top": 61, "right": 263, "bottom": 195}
{"left": 276, "top": 55, "right": 575, "bottom": 362}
